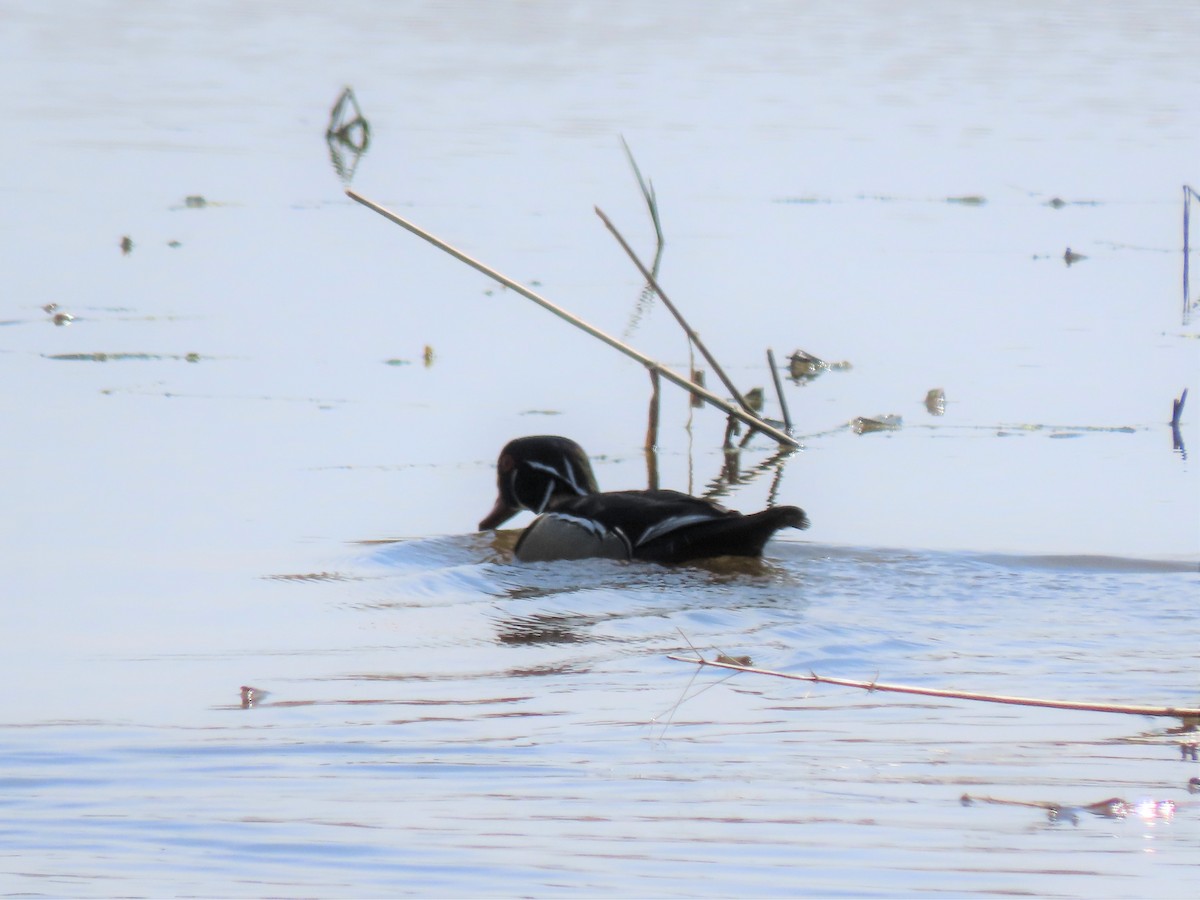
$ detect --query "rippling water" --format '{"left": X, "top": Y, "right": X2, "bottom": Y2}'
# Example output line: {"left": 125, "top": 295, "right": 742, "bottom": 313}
{"left": 3, "top": 541, "right": 1196, "bottom": 897}
{"left": 3, "top": 1, "right": 1199, "bottom": 896}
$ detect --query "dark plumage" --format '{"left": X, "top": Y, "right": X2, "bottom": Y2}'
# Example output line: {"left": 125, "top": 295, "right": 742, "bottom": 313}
{"left": 479, "top": 435, "right": 810, "bottom": 564}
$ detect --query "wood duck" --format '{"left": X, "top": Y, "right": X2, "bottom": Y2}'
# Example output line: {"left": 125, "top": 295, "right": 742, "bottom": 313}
{"left": 479, "top": 435, "right": 810, "bottom": 564}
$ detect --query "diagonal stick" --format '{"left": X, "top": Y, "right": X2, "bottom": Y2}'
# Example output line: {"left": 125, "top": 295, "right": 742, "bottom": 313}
{"left": 346, "top": 189, "right": 800, "bottom": 449}
{"left": 668, "top": 654, "right": 1200, "bottom": 720}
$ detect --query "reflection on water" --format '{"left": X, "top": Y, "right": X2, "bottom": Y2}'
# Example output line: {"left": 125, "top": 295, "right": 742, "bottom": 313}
{"left": 3, "top": 537, "right": 1198, "bottom": 897}
{"left": 325, "top": 86, "right": 371, "bottom": 184}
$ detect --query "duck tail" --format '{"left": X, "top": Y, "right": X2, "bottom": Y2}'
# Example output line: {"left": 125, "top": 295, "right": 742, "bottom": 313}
{"left": 637, "top": 505, "right": 809, "bottom": 563}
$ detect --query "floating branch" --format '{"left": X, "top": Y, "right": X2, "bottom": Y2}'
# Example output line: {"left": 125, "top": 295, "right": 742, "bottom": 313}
{"left": 347, "top": 189, "right": 799, "bottom": 449}
{"left": 595, "top": 206, "right": 758, "bottom": 418}
{"left": 667, "top": 654, "right": 1200, "bottom": 722}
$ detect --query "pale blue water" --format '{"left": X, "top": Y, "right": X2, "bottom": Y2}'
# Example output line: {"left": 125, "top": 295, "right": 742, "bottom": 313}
{"left": 1, "top": 542, "right": 1196, "bottom": 897}
{"left": 2, "top": 1, "right": 1198, "bottom": 896}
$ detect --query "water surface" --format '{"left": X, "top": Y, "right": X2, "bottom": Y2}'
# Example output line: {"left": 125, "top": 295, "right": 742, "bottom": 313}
{"left": 2, "top": 1, "right": 1198, "bottom": 896}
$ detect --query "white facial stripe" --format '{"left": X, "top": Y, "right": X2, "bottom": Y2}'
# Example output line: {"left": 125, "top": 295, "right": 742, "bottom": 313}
{"left": 635, "top": 513, "right": 717, "bottom": 547}
{"left": 525, "top": 458, "right": 588, "bottom": 496}
{"left": 561, "top": 457, "right": 585, "bottom": 495}
{"left": 535, "top": 479, "right": 554, "bottom": 514}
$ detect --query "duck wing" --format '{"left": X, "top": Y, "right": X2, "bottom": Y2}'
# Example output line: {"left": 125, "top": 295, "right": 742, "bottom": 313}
{"left": 511, "top": 512, "right": 633, "bottom": 562}
{"left": 519, "top": 490, "right": 807, "bottom": 564}
{"left": 633, "top": 504, "right": 809, "bottom": 563}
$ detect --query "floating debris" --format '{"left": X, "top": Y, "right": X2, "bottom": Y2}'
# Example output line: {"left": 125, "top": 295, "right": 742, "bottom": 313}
{"left": 1064, "top": 246, "right": 1087, "bottom": 266}
{"left": 240, "top": 685, "right": 270, "bottom": 709}
{"left": 788, "top": 349, "right": 826, "bottom": 381}
{"left": 962, "top": 793, "right": 1176, "bottom": 826}
{"left": 852, "top": 414, "right": 902, "bottom": 434}
{"left": 787, "top": 349, "right": 851, "bottom": 383}
{"left": 995, "top": 422, "right": 1137, "bottom": 438}
{"left": 384, "top": 358, "right": 411, "bottom": 367}
{"left": 184, "top": 195, "right": 207, "bottom": 209}
{"left": 924, "top": 388, "right": 946, "bottom": 415}
{"left": 43, "top": 351, "right": 207, "bottom": 363}
{"left": 945, "top": 195, "right": 986, "bottom": 206}
{"left": 1044, "top": 197, "right": 1101, "bottom": 208}
{"left": 423, "top": 344, "right": 435, "bottom": 367}
{"left": 715, "top": 654, "right": 752, "bottom": 667}
{"left": 167, "top": 240, "right": 182, "bottom": 248}
{"left": 119, "top": 235, "right": 134, "bottom": 255}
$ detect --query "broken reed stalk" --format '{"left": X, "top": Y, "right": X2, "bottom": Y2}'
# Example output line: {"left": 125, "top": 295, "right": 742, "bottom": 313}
{"left": 766, "top": 348, "right": 792, "bottom": 433}
{"left": 594, "top": 206, "right": 758, "bottom": 418}
{"left": 667, "top": 654, "right": 1200, "bottom": 721}
{"left": 346, "top": 189, "right": 800, "bottom": 449}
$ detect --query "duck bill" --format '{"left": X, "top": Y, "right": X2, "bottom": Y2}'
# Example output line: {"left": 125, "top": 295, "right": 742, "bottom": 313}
{"left": 479, "top": 496, "right": 519, "bottom": 530}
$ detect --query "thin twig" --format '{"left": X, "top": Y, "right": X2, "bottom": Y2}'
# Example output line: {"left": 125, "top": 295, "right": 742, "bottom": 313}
{"left": 667, "top": 654, "right": 1200, "bottom": 721}
{"left": 346, "top": 189, "right": 800, "bottom": 449}
{"left": 595, "top": 206, "right": 758, "bottom": 418}
{"left": 619, "top": 137, "right": 665, "bottom": 338}
{"left": 620, "top": 136, "right": 664, "bottom": 254}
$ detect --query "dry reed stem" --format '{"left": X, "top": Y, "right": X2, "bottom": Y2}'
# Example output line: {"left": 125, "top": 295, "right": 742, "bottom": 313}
{"left": 668, "top": 654, "right": 1200, "bottom": 722}
{"left": 347, "top": 189, "right": 799, "bottom": 448}
{"left": 766, "top": 348, "right": 793, "bottom": 433}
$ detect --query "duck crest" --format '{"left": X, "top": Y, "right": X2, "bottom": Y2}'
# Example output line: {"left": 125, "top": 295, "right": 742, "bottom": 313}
{"left": 479, "top": 435, "right": 810, "bottom": 564}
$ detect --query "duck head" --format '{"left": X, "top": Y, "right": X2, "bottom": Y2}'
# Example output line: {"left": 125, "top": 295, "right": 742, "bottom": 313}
{"left": 479, "top": 435, "right": 600, "bottom": 530}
